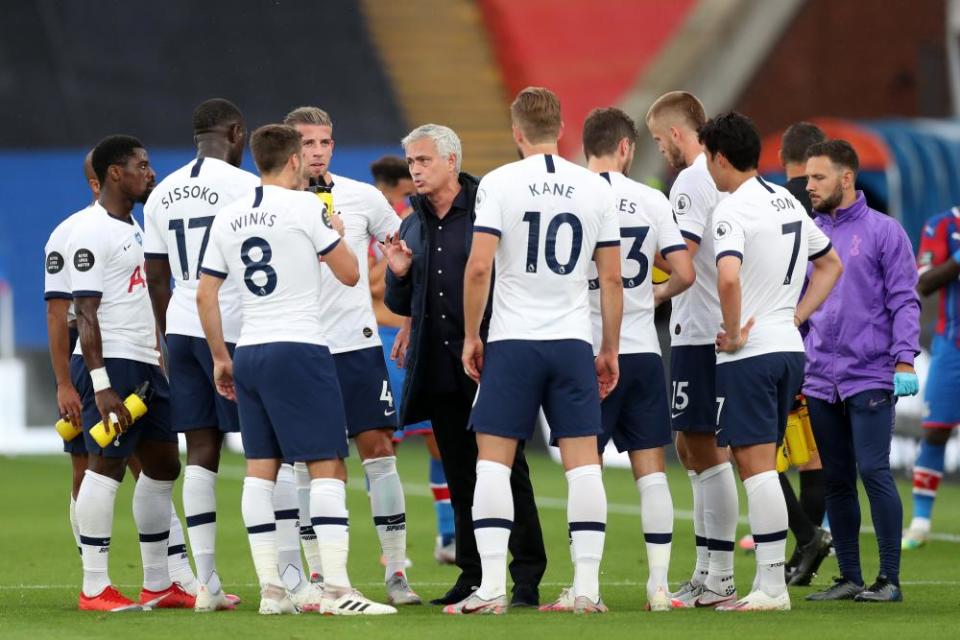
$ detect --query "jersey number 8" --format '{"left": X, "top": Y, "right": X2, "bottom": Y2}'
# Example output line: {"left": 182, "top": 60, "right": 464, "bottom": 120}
{"left": 241, "top": 237, "right": 277, "bottom": 296}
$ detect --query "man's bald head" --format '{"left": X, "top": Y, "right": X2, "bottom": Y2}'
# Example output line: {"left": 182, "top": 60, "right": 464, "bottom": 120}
{"left": 84, "top": 148, "right": 101, "bottom": 201}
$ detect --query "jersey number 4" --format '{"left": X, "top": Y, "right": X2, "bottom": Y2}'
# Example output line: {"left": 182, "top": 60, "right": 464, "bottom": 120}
{"left": 522, "top": 211, "right": 583, "bottom": 275}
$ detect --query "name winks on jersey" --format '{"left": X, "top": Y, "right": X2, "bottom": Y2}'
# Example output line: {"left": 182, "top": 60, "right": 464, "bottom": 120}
{"left": 229, "top": 211, "right": 277, "bottom": 232}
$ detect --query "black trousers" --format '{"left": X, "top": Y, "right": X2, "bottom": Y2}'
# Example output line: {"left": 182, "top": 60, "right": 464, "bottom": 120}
{"left": 426, "top": 382, "right": 547, "bottom": 592}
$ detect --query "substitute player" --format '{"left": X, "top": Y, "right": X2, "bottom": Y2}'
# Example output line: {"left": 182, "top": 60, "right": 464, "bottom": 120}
{"left": 903, "top": 207, "right": 960, "bottom": 548}
{"left": 447, "top": 87, "right": 623, "bottom": 615}
{"left": 197, "top": 124, "right": 395, "bottom": 616}
{"left": 541, "top": 107, "right": 695, "bottom": 613}
{"left": 646, "top": 92, "right": 740, "bottom": 607}
{"left": 704, "top": 112, "right": 842, "bottom": 611}
{"left": 282, "top": 107, "right": 419, "bottom": 605}
{"left": 143, "top": 98, "right": 259, "bottom": 611}
{"left": 68, "top": 136, "right": 192, "bottom": 611}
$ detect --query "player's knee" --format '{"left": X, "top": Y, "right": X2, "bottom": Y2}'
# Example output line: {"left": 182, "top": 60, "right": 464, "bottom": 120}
{"left": 185, "top": 432, "right": 222, "bottom": 470}
{"left": 97, "top": 457, "right": 126, "bottom": 483}
{"left": 358, "top": 431, "right": 395, "bottom": 460}
{"left": 925, "top": 428, "right": 952, "bottom": 446}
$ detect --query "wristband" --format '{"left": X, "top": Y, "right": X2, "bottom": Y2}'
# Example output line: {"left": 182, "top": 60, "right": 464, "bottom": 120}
{"left": 90, "top": 367, "right": 111, "bottom": 393}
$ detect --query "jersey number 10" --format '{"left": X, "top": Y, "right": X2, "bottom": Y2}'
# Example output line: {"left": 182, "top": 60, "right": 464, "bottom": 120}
{"left": 522, "top": 211, "right": 583, "bottom": 275}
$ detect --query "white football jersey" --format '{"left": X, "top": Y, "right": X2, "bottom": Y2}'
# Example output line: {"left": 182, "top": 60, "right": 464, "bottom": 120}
{"left": 66, "top": 203, "right": 159, "bottom": 365}
{"left": 201, "top": 185, "right": 342, "bottom": 348}
{"left": 143, "top": 157, "right": 260, "bottom": 343}
{"left": 317, "top": 173, "right": 400, "bottom": 353}
{"left": 44, "top": 205, "right": 95, "bottom": 322}
{"left": 474, "top": 154, "right": 620, "bottom": 344}
{"left": 712, "top": 176, "right": 832, "bottom": 363}
{"left": 588, "top": 172, "right": 686, "bottom": 355}
{"left": 669, "top": 153, "right": 724, "bottom": 346}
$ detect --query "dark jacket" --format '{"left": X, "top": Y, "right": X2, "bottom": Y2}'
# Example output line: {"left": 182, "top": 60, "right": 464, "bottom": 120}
{"left": 385, "top": 172, "right": 490, "bottom": 425}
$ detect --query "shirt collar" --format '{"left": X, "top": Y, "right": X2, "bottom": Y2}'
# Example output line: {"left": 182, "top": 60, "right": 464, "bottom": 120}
{"left": 425, "top": 186, "right": 468, "bottom": 218}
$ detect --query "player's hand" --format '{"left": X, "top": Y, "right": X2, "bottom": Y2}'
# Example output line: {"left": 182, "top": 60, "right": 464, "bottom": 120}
{"left": 329, "top": 211, "right": 345, "bottom": 237}
{"left": 893, "top": 363, "right": 919, "bottom": 397}
{"left": 715, "top": 317, "right": 755, "bottom": 354}
{"left": 94, "top": 388, "right": 133, "bottom": 433}
{"left": 381, "top": 232, "right": 413, "bottom": 278}
{"left": 214, "top": 358, "right": 236, "bottom": 401}
{"left": 462, "top": 336, "right": 484, "bottom": 383}
{"left": 57, "top": 382, "right": 84, "bottom": 431}
{"left": 392, "top": 321, "right": 411, "bottom": 369}
{"left": 595, "top": 349, "right": 619, "bottom": 400}
{"left": 652, "top": 283, "right": 670, "bottom": 308}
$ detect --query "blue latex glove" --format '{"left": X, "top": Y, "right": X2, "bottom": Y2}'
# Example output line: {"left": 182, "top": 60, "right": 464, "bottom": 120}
{"left": 893, "top": 372, "right": 919, "bottom": 397}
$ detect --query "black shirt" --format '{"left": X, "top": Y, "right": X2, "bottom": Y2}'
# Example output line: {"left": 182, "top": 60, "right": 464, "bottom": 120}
{"left": 786, "top": 176, "right": 814, "bottom": 218}
{"left": 422, "top": 188, "right": 471, "bottom": 393}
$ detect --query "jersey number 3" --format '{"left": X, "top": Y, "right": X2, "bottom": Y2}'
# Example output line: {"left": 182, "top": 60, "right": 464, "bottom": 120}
{"left": 241, "top": 237, "right": 277, "bottom": 296}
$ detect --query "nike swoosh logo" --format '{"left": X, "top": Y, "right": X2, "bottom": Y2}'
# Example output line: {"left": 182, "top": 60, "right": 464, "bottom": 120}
{"left": 386, "top": 515, "right": 404, "bottom": 524}
{"left": 141, "top": 593, "right": 170, "bottom": 609}
{"left": 122, "top": 243, "right": 132, "bottom": 251}
{"left": 671, "top": 412, "right": 684, "bottom": 419}
{"left": 384, "top": 410, "right": 396, "bottom": 416}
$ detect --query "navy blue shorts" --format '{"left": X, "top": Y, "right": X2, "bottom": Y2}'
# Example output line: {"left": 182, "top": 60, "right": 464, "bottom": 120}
{"left": 70, "top": 355, "right": 177, "bottom": 458}
{"left": 332, "top": 346, "right": 398, "bottom": 437}
{"left": 470, "top": 339, "right": 601, "bottom": 442}
{"left": 166, "top": 334, "right": 240, "bottom": 433}
{"left": 669, "top": 344, "right": 717, "bottom": 433}
{"left": 379, "top": 326, "right": 432, "bottom": 440}
{"left": 715, "top": 352, "right": 805, "bottom": 447}
{"left": 234, "top": 342, "right": 349, "bottom": 461}
{"left": 63, "top": 327, "right": 86, "bottom": 455}
{"left": 600, "top": 353, "right": 672, "bottom": 453}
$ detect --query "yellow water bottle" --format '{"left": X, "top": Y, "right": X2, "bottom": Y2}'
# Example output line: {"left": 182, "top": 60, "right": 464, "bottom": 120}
{"left": 55, "top": 417, "right": 83, "bottom": 442}
{"left": 308, "top": 180, "right": 335, "bottom": 229}
{"left": 89, "top": 381, "right": 151, "bottom": 447}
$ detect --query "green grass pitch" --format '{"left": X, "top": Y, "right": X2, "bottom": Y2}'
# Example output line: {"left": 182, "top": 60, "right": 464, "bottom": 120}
{"left": 1, "top": 444, "right": 958, "bottom": 638}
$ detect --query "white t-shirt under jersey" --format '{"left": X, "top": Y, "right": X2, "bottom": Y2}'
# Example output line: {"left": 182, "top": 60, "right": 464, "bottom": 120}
{"left": 44, "top": 205, "right": 94, "bottom": 322}
{"left": 669, "top": 153, "right": 724, "bottom": 346}
{"left": 712, "top": 175, "right": 832, "bottom": 363}
{"left": 201, "top": 185, "right": 342, "bottom": 348}
{"left": 143, "top": 156, "right": 260, "bottom": 343}
{"left": 66, "top": 203, "right": 159, "bottom": 365}
{"left": 589, "top": 171, "right": 686, "bottom": 356}
{"left": 316, "top": 173, "right": 400, "bottom": 354}
{"left": 474, "top": 153, "right": 620, "bottom": 344}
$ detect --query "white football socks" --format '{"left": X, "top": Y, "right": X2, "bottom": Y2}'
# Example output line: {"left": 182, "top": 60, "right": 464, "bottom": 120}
{"left": 472, "top": 460, "right": 513, "bottom": 600}
{"left": 688, "top": 470, "right": 709, "bottom": 585}
{"left": 743, "top": 470, "right": 788, "bottom": 597}
{"left": 638, "top": 472, "right": 673, "bottom": 598}
{"left": 363, "top": 456, "right": 408, "bottom": 580}
{"left": 310, "top": 478, "right": 351, "bottom": 589}
{"left": 77, "top": 470, "right": 119, "bottom": 597}
{"left": 294, "top": 462, "right": 323, "bottom": 579}
{"left": 69, "top": 495, "right": 81, "bottom": 558}
{"left": 183, "top": 464, "right": 220, "bottom": 594}
{"left": 167, "top": 502, "right": 198, "bottom": 594}
{"left": 273, "top": 464, "right": 305, "bottom": 592}
{"left": 133, "top": 473, "right": 174, "bottom": 592}
{"left": 242, "top": 476, "right": 282, "bottom": 589}
{"left": 567, "top": 464, "right": 606, "bottom": 602}
{"left": 700, "top": 462, "right": 738, "bottom": 596}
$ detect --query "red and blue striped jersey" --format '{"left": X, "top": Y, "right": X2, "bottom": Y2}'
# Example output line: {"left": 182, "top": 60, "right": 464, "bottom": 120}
{"left": 918, "top": 207, "right": 960, "bottom": 343}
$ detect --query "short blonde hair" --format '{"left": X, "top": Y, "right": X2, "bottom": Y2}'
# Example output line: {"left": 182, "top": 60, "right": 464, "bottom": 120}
{"left": 645, "top": 91, "right": 706, "bottom": 131}
{"left": 511, "top": 86, "right": 562, "bottom": 143}
{"left": 283, "top": 106, "right": 333, "bottom": 129}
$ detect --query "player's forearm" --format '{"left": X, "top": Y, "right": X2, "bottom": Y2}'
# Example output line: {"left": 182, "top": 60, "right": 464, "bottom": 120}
{"left": 917, "top": 259, "right": 960, "bottom": 297}
{"left": 463, "top": 260, "right": 491, "bottom": 339}
{"left": 197, "top": 289, "right": 230, "bottom": 363}
{"left": 598, "top": 272, "right": 623, "bottom": 355}
{"left": 75, "top": 300, "right": 105, "bottom": 371}
{"left": 717, "top": 277, "right": 742, "bottom": 335}
{"left": 45, "top": 301, "right": 73, "bottom": 386}
{"left": 796, "top": 250, "right": 843, "bottom": 325}
{"left": 661, "top": 251, "right": 695, "bottom": 300}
